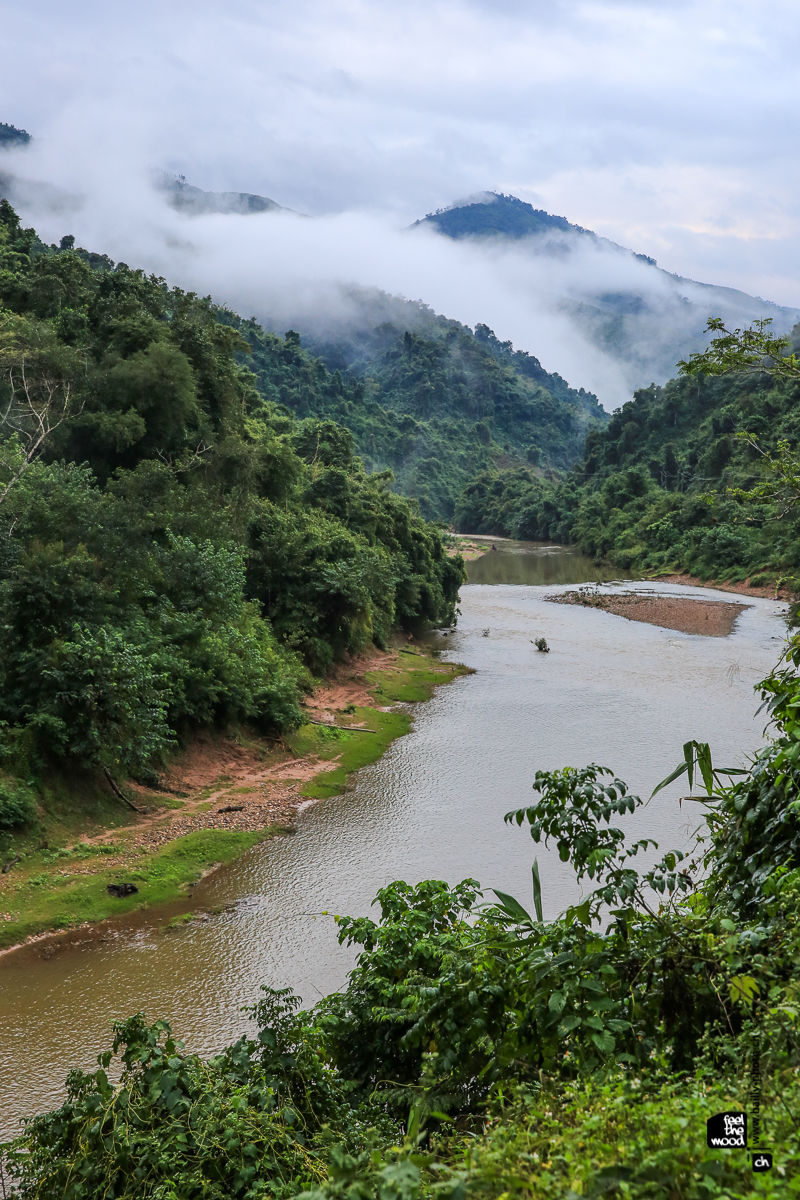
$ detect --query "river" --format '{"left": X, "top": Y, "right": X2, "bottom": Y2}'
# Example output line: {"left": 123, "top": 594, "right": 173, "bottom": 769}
{"left": 0, "top": 544, "right": 789, "bottom": 1139}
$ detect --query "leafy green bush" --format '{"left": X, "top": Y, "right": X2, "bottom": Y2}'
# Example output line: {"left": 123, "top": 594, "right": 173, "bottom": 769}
{"left": 0, "top": 778, "right": 36, "bottom": 830}
{"left": 2, "top": 989, "right": 400, "bottom": 1200}
{"left": 33, "top": 624, "right": 173, "bottom": 774}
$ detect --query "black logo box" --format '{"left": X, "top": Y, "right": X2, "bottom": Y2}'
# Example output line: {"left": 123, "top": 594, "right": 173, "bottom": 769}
{"left": 707, "top": 1111, "right": 747, "bottom": 1149}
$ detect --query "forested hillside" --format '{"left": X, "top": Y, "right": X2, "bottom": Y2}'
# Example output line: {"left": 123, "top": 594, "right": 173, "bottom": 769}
{"left": 456, "top": 345, "right": 800, "bottom": 583}
{"left": 0, "top": 123, "right": 30, "bottom": 148}
{"left": 0, "top": 200, "right": 463, "bottom": 798}
{"left": 413, "top": 193, "right": 799, "bottom": 392}
{"left": 241, "top": 306, "right": 607, "bottom": 522}
{"left": 412, "top": 192, "right": 593, "bottom": 241}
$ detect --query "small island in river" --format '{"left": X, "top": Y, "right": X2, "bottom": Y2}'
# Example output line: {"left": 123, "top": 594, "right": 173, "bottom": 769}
{"left": 548, "top": 588, "right": 750, "bottom": 636}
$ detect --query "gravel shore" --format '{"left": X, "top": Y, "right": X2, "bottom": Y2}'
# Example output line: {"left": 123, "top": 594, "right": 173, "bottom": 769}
{"left": 548, "top": 589, "right": 750, "bottom": 636}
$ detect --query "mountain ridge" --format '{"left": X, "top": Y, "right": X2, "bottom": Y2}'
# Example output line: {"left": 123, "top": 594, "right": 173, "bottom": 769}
{"left": 0, "top": 122, "right": 31, "bottom": 148}
{"left": 154, "top": 172, "right": 293, "bottom": 217}
{"left": 410, "top": 192, "right": 800, "bottom": 391}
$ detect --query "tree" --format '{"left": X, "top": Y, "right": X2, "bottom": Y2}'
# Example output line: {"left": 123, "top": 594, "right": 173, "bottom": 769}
{"left": 678, "top": 315, "right": 800, "bottom": 381}
{"left": 679, "top": 317, "right": 800, "bottom": 517}
{"left": 0, "top": 314, "right": 84, "bottom": 505}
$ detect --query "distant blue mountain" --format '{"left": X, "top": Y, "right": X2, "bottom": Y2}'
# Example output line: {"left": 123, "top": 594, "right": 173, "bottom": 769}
{"left": 413, "top": 192, "right": 593, "bottom": 242}
{"left": 412, "top": 192, "right": 799, "bottom": 389}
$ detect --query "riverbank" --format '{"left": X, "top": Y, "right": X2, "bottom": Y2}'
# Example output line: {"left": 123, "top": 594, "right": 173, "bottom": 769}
{"left": 445, "top": 533, "right": 529, "bottom": 561}
{"left": 0, "top": 643, "right": 470, "bottom": 953}
{"left": 548, "top": 587, "right": 750, "bottom": 636}
{"left": 451, "top": 537, "right": 800, "bottom": 600}
{"left": 654, "top": 570, "right": 797, "bottom": 601}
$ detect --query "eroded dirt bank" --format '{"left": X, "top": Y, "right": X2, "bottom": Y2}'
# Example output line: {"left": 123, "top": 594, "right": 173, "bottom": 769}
{"left": 656, "top": 572, "right": 795, "bottom": 601}
{"left": 0, "top": 643, "right": 469, "bottom": 953}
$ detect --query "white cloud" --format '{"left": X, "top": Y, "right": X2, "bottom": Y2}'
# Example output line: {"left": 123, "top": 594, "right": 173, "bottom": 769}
{"left": 2, "top": 0, "right": 800, "bottom": 404}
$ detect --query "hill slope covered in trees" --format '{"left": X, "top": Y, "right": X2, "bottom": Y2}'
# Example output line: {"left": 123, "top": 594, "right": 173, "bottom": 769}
{"left": 412, "top": 192, "right": 593, "bottom": 241}
{"left": 241, "top": 302, "right": 608, "bottom": 522}
{"left": 0, "top": 123, "right": 30, "bottom": 149}
{"left": 0, "top": 199, "right": 463, "bottom": 803}
{"left": 456, "top": 340, "right": 800, "bottom": 584}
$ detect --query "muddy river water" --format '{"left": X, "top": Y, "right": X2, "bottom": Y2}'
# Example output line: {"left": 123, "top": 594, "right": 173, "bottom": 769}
{"left": 0, "top": 543, "right": 790, "bottom": 1138}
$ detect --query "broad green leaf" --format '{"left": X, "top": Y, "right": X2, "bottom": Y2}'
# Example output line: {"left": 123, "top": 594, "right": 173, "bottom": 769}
{"left": 490, "top": 889, "right": 532, "bottom": 924}
{"left": 729, "top": 974, "right": 760, "bottom": 1005}
{"left": 557, "top": 1014, "right": 581, "bottom": 1035}
{"left": 589, "top": 1030, "right": 615, "bottom": 1055}
{"left": 566, "top": 897, "right": 592, "bottom": 927}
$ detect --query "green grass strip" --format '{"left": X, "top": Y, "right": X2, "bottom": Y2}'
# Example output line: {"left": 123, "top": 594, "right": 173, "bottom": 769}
{"left": 0, "top": 827, "right": 275, "bottom": 950}
{"left": 290, "top": 655, "right": 470, "bottom": 800}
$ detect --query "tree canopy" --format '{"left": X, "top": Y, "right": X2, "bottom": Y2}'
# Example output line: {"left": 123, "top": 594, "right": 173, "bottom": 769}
{"left": 0, "top": 200, "right": 464, "bottom": 781}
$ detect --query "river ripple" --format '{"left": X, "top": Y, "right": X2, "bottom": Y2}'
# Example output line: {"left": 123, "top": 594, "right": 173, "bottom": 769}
{"left": 0, "top": 558, "right": 788, "bottom": 1139}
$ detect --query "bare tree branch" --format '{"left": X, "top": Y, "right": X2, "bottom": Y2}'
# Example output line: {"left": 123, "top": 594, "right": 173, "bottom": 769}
{"left": 155, "top": 439, "right": 213, "bottom": 473}
{"left": 0, "top": 352, "right": 84, "bottom": 505}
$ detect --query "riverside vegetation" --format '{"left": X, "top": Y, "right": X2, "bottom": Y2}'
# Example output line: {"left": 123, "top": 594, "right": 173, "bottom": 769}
{"left": 455, "top": 318, "right": 800, "bottom": 589}
{"left": 0, "top": 649, "right": 469, "bottom": 950}
{"left": 4, "top": 639, "right": 800, "bottom": 1197}
{"left": 0, "top": 198, "right": 464, "bottom": 867}
{"left": 3, "top": 198, "right": 800, "bottom": 1196}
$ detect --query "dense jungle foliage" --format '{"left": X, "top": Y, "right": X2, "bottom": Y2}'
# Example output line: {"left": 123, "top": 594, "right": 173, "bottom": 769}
{"left": 5, "top": 631, "right": 800, "bottom": 1197}
{"left": 240, "top": 310, "right": 607, "bottom": 523}
{"left": 456, "top": 339, "right": 800, "bottom": 584}
{"left": 0, "top": 199, "right": 463, "bottom": 799}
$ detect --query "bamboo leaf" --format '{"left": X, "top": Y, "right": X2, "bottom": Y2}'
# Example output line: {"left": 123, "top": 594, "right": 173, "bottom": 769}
{"left": 531, "top": 858, "right": 543, "bottom": 923}
{"left": 490, "top": 889, "right": 532, "bottom": 924}
{"left": 649, "top": 760, "right": 688, "bottom": 800}
{"left": 696, "top": 742, "right": 714, "bottom": 795}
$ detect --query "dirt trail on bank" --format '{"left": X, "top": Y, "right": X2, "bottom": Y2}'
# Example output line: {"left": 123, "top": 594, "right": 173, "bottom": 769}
{"left": 80, "top": 646, "right": 406, "bottom": 857}
{"left": 0, "top": 648, "right": 405, "bottom": 906}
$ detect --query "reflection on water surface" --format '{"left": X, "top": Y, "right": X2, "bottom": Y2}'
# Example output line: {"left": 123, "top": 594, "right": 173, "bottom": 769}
{"left": 0, "top": 562, "right": 788, "bottom": 1138}
{"left": 464, "top": 540, "right": 632, "bottom": 586}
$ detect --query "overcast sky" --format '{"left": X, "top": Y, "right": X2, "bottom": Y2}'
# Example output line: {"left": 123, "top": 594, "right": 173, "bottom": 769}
{"left": 2, "top": 0, "right": 799, "bottom": 304}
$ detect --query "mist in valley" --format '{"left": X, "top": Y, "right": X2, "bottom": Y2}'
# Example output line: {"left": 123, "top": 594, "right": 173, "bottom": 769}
{"left": 3, "top": 0, "right": 800, "bottom": 410}
{"left": 4, "top": 133, "right": 796, "bottom": 411}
